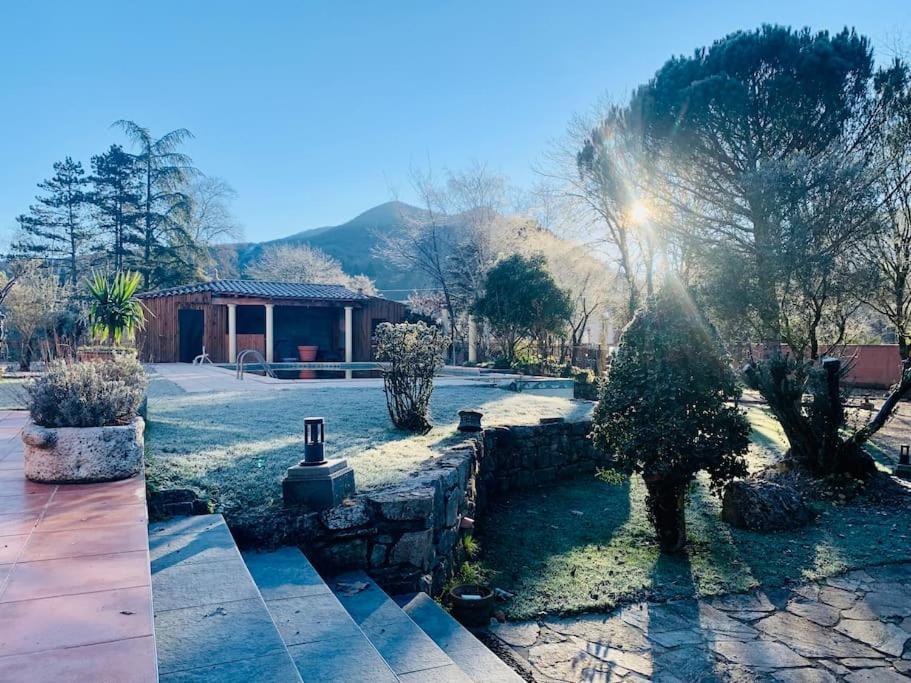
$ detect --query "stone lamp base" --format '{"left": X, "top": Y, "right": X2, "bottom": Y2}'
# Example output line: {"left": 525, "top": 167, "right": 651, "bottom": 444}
{"left": 282, "top": 458, "right": 356, "bottom": 511}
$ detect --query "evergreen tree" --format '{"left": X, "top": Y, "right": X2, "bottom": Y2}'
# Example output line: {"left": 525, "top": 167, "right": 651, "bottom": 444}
{"left": 89, "top": 145, "right": 141, "bottom": 273}
{"left": 11, "top": 157, "right": 90, "bottom": 286}
{"left": 113, "top": 120, "right": 199, "bottom": 288}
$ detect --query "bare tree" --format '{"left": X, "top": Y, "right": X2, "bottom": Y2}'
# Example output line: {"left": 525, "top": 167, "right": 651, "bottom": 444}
{"left": 182, "top": 176, "right": 243, "bottom": 279}
{"left": 246, "top": 244, "right": 377, "bottom": 294}
{"left": 1, "top": 261, "right": 69, "bottom": 370}
{"left": 378, "top": 163, "right": 511, "bottom": 358}
{"left": 539, "top": 105, "right": 654, "bottom": 323}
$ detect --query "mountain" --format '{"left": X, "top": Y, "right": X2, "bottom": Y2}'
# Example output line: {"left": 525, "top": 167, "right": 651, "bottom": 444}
{"left": 229, "top": 201, "right": 432, "bottom": 298}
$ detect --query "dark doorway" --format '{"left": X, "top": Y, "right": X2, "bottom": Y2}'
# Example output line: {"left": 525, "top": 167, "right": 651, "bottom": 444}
{"left": 178, "top": 309, "right": 204, "bottom": 363}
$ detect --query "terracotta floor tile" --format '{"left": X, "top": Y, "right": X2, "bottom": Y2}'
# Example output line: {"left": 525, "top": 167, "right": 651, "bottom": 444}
{"left": 0, "top": 512, "right": 39, "bottom": 538}
{"left": 0, "top": 635, "right": 157, "bottom": 683}
{"left": 0, "top": 586, "right": 154, "bottom": 656}
{"left": 21, "top": 522, "right": 149, "bottom": 562}
{"left": 1, "top": 550, "right": 149, "bottom": 603}
{"left": 0, "top": 456, "right": 24, "bottom": 471}
{"left": 51, "top": 479, "right": 146, "bottom": 507}
{"left": 54, "top": 484, "right": 145, "bottom": 505}
{"left": 0, "top": 491, "right": 52, "bottom": 514}
{"left": 0, "top": 535, "right": 28, "bottom": 565}
{"left": 37, "top": 501, "right": 147, "bottom": 532}
{"left": 0, "top": 478, "right": 52, "bottom": 497}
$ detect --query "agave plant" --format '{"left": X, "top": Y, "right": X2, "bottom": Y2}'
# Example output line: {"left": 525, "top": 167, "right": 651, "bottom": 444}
{"left": 86, "top": 270, "right": 145, "bottom": 345}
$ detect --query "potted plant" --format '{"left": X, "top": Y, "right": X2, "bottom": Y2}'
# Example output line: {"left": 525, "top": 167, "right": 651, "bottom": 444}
{"left": 22, "top": 355, "right": 148, "bottom": 483}
{"left": 77, "top": 270, "right": 145, "bottom": 361}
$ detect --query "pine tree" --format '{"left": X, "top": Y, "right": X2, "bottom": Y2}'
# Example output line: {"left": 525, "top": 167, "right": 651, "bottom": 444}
{"left": 11, "top": 157, "right": 90, "bottom": 286}
{"left": 89, "top": 145, "right": 141, "bottom": 273}
{"left": 113, "top": 121, "right": 199, "bottom": 288}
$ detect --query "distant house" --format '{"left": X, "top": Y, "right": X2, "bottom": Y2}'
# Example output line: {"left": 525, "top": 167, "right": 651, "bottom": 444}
{"left": 137, "top": 280, "right": 406, "bottom": 363}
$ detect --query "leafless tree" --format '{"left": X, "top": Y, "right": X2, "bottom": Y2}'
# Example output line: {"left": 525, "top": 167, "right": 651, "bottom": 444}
{"left": 247, "top": 244, "right": 377, "bottom": 294}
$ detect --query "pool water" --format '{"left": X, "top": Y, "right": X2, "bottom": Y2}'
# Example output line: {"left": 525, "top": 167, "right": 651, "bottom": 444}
{"left": 269, "top": 369, "right": 385, "bottom": 380}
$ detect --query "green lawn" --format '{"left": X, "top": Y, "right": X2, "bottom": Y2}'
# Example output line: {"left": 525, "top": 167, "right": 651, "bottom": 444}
{"left": 145, "top": 376, "right": 592, "bottom": 528}
{"left": 478, "top": 406, "right": 911, "bottom": 619}
{"left": 0, "top": 377, "right": 29, "bottom": 410}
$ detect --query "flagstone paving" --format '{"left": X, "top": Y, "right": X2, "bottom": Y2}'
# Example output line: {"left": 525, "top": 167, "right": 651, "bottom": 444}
{"left": 491, "top": 563, "right": 911, "bottom": 681}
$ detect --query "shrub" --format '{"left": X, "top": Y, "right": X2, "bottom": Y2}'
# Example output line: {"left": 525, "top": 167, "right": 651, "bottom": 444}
{"left": 86, "top": 270, "right": 145, "bottom": 345}
{"left": 473, "top": 254, "right": 572, "bottom": 364}
{"left": 27, "top": 356, "right": 148, "bottom": 428}
{"left": 592, "top": 280, "right": 750, "bottom": 552}
{"left": 374, "top": 321, "right": 449, "bottom": 433}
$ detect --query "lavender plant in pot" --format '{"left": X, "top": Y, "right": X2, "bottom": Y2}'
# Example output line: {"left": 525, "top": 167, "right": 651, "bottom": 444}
{"left": 22, "top": 355, "right": 148, "bottom": 483}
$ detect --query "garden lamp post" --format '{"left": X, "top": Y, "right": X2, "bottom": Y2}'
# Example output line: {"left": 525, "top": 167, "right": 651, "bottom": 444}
{"left": 896, "top": 444, "right": 911, "bottom": 481}
{"left": 302, "top": 417, "right": 326, "bottom": 465}
{"left": 283, "top": 416, "right": 355, "bottom": 510}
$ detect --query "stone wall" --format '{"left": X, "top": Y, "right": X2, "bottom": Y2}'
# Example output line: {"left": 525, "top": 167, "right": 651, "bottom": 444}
{"left": 304, "top": 417, "right": 605, "bottom": 595}
{"left": 150, "top": 416, "right": 605, "bottom": 595}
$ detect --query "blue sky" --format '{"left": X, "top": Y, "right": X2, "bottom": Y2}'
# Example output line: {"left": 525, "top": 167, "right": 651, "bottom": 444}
{"left": 1, "top": 1, "right": 907, "bottom": 244}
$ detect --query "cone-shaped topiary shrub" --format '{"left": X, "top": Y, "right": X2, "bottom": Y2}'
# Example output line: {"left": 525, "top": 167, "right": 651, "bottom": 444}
{"left": 592, "top": 279, "right": 750, "bottom": 552}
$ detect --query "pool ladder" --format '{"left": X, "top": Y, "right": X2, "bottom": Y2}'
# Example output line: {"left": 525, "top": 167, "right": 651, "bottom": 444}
{"left": 236, "top": 349, "right": 276, "bottom": 380}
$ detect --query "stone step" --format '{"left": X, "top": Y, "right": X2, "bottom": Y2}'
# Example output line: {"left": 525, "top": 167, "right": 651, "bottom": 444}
{"left": 243, "top": 547, "right": 399, "bottom": 682}
{"left": 149, "top": 515, "right": 302, "bottom": 682}
{"left": 331, "top": 569, "right": 473, "bottom": 682}
{"left": 394, "top": 592, "right": 524, "bottom": 683}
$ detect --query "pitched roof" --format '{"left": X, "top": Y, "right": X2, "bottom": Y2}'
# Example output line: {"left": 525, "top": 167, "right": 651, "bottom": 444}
{"left": 138, "top": 280, "right": 370, "bottom": 301}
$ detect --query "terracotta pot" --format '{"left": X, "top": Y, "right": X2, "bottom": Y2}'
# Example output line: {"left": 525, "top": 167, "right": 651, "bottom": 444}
{"left": 297, "top": 345, "right": 318, "bottom": 362}
{"left": 448, "top": 584, "right": 494, "bottom": 627}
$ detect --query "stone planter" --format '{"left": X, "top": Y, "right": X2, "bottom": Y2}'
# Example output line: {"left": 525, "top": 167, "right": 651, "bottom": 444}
{"left": 22, "top": 418, "right": 145, "bottom": 484}
{"left": 76, "top": 346, "right": 137, "bottom": 363}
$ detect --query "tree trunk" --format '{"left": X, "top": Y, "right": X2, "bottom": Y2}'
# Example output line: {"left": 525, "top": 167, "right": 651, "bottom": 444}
{"left": 644, "top": 478, "right": 688, "bottom": 553}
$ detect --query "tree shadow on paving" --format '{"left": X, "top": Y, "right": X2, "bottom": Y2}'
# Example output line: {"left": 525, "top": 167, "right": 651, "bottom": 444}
{"left": 644, "top": 553, "right": 727, "bottom": 682}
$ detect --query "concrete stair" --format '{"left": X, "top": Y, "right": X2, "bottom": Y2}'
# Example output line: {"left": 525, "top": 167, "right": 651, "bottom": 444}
{"left": 149, "top": 515, "right": 302, "bottom": 682}
{"left": 150, "top": 514, "right": 520, "bottom": 682}
{"left": 243, "top": 547, "right": 398, "bottom": 682}
{"left": 395, "top": 592, "right": 523, "bottom": 683}
{"left": 331, "top": 569, "right": 472, "bottom": 682}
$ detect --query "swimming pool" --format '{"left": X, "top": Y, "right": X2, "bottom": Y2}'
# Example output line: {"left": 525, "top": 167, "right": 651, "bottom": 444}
{"left": 219, "top": 361, "right": 385, "bottom": 380}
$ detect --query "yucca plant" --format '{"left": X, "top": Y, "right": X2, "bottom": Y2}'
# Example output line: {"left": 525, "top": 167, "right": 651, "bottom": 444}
{"left": 86, "top": 270, "right": 145, "bottom": 345}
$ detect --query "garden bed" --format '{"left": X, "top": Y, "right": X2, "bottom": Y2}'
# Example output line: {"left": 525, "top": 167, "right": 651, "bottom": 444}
{"left": 145, "top": 377, "right": 592, "bottom": 527}
{"left": 478, "top": 406, "right": 911, "bottom": 620}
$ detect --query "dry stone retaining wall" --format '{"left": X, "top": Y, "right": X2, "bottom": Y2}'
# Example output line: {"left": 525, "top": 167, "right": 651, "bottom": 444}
{"left": 304, "top": 417, "right": 606, "bottom": 595}
{"left": 150, "top": 417, "right": 606, "bottom": 595}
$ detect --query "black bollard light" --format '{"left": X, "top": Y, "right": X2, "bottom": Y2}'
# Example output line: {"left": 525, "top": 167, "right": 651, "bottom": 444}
{"left": 302, "top": 417, "right": 326, "bottom": 465}
{"left": 901, "top": 445, "right": 910, "bottom": 467}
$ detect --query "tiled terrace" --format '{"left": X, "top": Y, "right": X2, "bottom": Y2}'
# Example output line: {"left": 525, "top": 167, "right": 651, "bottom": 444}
{"left": 0, "top": 410, "right": 157, "bottom": 682}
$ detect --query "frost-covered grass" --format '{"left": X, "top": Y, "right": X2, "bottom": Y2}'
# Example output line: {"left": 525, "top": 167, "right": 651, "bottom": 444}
{"left": 145, "top": 377, "right": 591, "bottom": 521}
{"left": 479, "top": 406, "right": 911, "bottom": 619}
